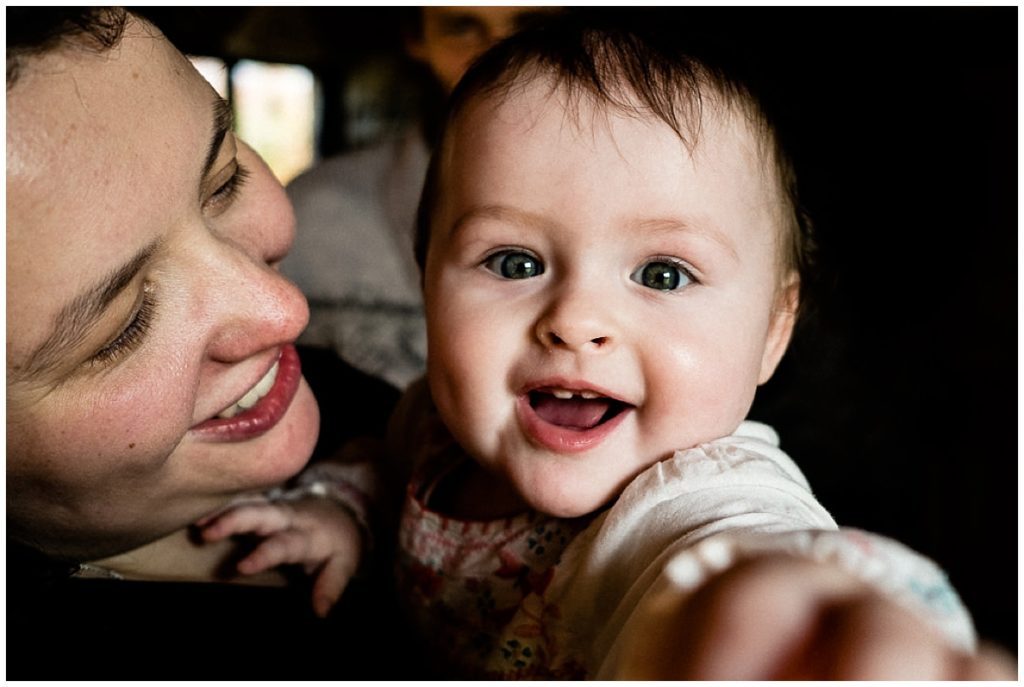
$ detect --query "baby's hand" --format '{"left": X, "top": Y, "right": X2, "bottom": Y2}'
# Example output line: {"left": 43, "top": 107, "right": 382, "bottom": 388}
{"left": 618, "top": 555, "right": 1016, "bottom": 680}
{"left": 196, "top": 496, "right": 364, "bottom": 618}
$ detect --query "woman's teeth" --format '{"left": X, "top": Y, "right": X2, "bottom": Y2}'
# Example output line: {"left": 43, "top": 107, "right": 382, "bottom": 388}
{"left": 217, "top": 361, "right": 279, "bottom": 419}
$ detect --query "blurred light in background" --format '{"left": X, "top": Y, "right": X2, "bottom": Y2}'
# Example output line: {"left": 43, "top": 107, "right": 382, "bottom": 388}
{"left": 190, "top": 56, "right": 320, "bottom": 185}
{"left": 232, "top": 60, "right": 319, "bottom": 184}
{"left": 190, "top": 56, "right": 228, "bottom": 98}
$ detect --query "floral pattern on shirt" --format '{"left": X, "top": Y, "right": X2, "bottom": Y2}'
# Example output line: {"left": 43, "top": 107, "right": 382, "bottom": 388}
{"left": 397, "top": 452, "right": 592, "bottom": 679}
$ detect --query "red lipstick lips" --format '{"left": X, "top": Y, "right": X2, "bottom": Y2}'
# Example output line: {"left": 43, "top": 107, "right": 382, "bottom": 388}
{"left": 191, "top": 344, "right": 303, "bottom": 442}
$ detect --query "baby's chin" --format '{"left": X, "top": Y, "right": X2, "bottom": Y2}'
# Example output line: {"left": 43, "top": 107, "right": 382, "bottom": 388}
{"left": 519, "top": 481, "right": 623, "bottom": 520}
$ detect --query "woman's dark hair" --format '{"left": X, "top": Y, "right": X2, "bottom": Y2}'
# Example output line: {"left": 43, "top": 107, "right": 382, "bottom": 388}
{"left": 414, "top": 9, "right": 818, "bottom": 321}
{"left": 7, "top": 7, "right": 129, "bottom": 88}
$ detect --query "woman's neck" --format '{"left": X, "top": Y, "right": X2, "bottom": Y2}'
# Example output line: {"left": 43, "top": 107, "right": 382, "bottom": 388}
{"left": 86, "top": 527, "right": 288, "bottom": 586}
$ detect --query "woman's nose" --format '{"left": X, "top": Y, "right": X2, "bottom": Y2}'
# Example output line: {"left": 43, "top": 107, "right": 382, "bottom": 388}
{"left": 227, "top": 142, "right": 297, "bottom": 266}
{"left": 201, "top": 239, "right": 310, "bottom": 363}
{"left": 534, "top": 283, "right": 617, "bottom": 354}
{"left": 199, "top": 141, "right": 308, "bottom": 362}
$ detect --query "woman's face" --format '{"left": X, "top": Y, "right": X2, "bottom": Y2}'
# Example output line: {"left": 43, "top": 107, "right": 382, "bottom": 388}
{"left": 6, "top": 17, "right": 319, "bottom": 561}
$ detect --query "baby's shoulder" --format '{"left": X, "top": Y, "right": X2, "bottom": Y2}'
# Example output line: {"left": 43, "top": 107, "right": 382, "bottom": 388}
{"left": 659, "top": 421, "right": 810, "bottom": 490}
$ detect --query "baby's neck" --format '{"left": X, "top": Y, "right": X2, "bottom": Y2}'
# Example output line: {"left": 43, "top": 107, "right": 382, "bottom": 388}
{"left": 429, "top": 459, "right": 531, "bottom": 521}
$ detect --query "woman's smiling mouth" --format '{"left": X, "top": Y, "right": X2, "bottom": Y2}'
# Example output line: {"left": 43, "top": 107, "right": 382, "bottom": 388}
{"left": 191, "top": 345, "right": 304, "bottom": 442}
{"left": 217, "top": 359, "right": 280, "bottom": 419}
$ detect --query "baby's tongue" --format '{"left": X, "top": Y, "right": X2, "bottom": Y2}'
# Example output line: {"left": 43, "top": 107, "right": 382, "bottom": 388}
{"left": 532, "top": 394, "right": 610, "bottom": 430}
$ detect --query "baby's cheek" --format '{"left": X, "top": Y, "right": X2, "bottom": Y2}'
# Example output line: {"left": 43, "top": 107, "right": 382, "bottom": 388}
{"left": 645, "top": 343, "right": 757, "bottom": 442}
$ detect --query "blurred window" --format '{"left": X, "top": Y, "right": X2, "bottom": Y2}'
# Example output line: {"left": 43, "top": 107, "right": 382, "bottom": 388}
{"left": 231, "top": 60, "right": 320, "bottom": 185}
{"left": 190, "top": 56, "right": 320, "bottom": 185}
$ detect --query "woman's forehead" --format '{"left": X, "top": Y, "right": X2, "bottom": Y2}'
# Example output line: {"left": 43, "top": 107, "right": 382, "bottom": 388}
{"left": 5, "top": 18, "right": 212, "bottom": 369}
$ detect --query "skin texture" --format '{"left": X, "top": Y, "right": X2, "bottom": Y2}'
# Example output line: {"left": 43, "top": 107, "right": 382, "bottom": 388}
{"left": 6, "top": 16, "right": 319, "bottom": 565}
{"left": 421, "top": 80, "right": 797, "bottom": 519}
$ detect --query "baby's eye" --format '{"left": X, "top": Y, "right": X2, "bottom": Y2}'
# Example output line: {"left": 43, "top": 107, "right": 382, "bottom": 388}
{"left": 631, "top": 259, "right": 694, "bottom": 292}
{"left": 483, "top": 251, "right": 545, "bottom": 280}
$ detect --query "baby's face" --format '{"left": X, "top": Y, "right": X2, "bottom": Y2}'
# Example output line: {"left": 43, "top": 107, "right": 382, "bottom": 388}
{"left": 423, "top": 79, "right": 796, "bottom": 517}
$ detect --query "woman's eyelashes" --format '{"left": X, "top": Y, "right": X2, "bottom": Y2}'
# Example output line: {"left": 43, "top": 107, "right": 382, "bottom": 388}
{"left": 90, "top": 283, "right": 156, "bottom": 366}
{"left": 204, "top": 161, "right": 250, "bottom": 214}
{"left": 85, "top": 160, "right": 246, "bottom": 370}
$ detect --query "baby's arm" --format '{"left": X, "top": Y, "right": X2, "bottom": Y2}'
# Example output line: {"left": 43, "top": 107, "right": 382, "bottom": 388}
{"left": 197, "top": 491, "right": 363, "bottom": 618}
{"left": 610, "top": 531, "right": 1016, "bottom": 680}
{"left": 197, "top": 451, "right": 379, "bottom": 618}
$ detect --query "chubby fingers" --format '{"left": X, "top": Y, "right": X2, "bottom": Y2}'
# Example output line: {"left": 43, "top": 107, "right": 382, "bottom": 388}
{"left": 311, "top": 555, "right": 359, "bottom": 618}
{"left": 953, "top": 643, "right": 1017, "bottom": 680}
{"left": 808, "top": 593, "right": 957, "bottom": 680}
{"left": 671, "top": 555, "right": 866, "bottom": 679}
{"left": 629, "top": 554, "right": 993, "bottom": 681}
{"left": 233, "top": 526, "right": 317, "bottom": 576}
{"left": 193, "top": 494, "right": 270, "bottom": 528}
{"left": 199, "top": 501, "right": 296, "bottom": 542}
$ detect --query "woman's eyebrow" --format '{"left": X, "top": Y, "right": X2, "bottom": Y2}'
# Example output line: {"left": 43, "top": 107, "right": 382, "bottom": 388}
{"left": 16, "top": 240, "right": 162, "bottom": 379}
{"left": 201, "top": 97, "right": 234, "bottom": 182}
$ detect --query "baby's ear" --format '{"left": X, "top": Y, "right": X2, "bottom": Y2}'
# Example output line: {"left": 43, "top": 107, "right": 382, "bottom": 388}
{"left": 758, "top": 273, "right": 799, "bottom": 385}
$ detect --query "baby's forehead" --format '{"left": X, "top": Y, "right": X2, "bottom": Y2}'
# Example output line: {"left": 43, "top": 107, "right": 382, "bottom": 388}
{"left": 453, "top": 77, "right": 781, "bottom": 197}
{"left": 440, "top": 78, "right": 793, "bottom": 266}
{"left": 474, "top": 70, "right": 766, "bottom": 146}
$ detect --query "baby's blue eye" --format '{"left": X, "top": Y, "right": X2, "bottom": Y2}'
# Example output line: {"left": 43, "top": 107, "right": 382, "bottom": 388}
{"left": 631, "top": 260, "right": 693, "bottom": 291}
{"left": 484, "top": 251, "right": 545, "bottom": 280}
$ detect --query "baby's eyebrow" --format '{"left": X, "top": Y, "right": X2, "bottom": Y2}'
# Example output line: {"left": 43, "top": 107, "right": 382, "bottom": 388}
{"left": 450, "top": 206, "right": 740, "bottom": 262}
{"left": 450, "top": 205, "right": 561, "bottom": 238}
{"left": 635, "top": 218, "right": 739, "bottom": 262}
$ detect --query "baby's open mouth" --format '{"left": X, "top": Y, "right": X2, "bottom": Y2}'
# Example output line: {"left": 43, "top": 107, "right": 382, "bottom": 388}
{"left": 528, "top": 388, "right": 630, "bottom": 430}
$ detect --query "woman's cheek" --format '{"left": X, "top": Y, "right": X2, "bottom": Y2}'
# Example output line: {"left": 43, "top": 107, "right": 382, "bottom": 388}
{"left": 77, "top": 369, "right": 195, "bottom": 469}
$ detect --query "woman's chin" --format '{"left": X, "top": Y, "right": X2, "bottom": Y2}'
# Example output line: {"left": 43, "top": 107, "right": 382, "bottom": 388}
{"left": 245, "top": 376, "right": 320, "bottom": 487}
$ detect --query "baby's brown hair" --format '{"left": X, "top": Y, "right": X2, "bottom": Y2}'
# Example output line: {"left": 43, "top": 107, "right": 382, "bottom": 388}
{"left": 414, "top": 9, "right": 816, "bottom": 320}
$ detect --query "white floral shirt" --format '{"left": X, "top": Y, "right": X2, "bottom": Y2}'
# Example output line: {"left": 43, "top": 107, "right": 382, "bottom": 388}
{"left": 394, "top": 398, "right": 975, "bottom": 679}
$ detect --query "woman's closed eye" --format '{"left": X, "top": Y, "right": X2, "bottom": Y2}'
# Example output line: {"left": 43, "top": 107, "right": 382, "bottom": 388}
{"left": 483, "top": 249, "right": 545, "bottom": 280}
{"left": 630, "top": 258, "right": 697, "bottom": 292}
{"left": 204, "top": 161, "right": 250, "bottom": 215}
{"left": 90, "top": 283, "right": 157, "bottom": 366}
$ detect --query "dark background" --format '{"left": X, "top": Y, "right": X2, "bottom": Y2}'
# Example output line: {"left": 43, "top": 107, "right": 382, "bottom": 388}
{"left": 143, "top": 6, "right": 1017, "bottom": 653}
